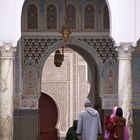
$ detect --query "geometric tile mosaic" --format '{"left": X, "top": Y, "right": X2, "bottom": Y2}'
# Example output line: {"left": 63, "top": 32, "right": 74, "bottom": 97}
{"left": 79, "top": 37, "right": 117, "bottom": 63}
{"left": 23, "top": 38, "right": 62, "bottom": 64}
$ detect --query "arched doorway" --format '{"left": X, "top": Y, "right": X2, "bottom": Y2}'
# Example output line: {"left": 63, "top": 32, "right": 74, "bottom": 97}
{"left": 39, "top": 92, "right": 58, "bottom": 140}
{"left": 19, "top": 0, "right": 112, "bottom": 139}
{"left": 41, "top": 46, "right": 104, "bottom": 139}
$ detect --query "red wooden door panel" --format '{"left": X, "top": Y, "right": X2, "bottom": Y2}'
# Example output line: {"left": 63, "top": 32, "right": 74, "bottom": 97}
{"left": 39, "top": 93, "right": 58, "bottom": 140}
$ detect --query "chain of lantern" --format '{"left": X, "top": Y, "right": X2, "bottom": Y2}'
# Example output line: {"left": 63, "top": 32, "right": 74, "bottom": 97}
{"left": 54, "top": 0, "right": 71, "bottom": 67}
{"left": 61, "top": 0, "right": 71, "bottom": 60}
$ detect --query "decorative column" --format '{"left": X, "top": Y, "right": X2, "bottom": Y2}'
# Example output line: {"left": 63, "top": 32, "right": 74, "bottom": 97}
{"left": 117, "top": 43, "right": 133, "bottom": 140}
{"left": 0, "top": 44, "right": 15, "bottom": 140}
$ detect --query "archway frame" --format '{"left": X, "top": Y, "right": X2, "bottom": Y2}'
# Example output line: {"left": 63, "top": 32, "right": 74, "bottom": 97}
{"left": 39, "top": 37, "right": 104, "bottom": 104}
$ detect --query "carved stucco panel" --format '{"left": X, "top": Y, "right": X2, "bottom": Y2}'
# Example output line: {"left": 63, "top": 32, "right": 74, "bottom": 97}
{"left": 78, "top": 64, "right": 89, "bottom": 112}
{"left": 42, "top": 82, "right": 68, "bottom": 131}
{"left": 23, "top": 63, "right": 39, "bottom": 95}
{"left": 42, "top": 58, "right": 68, "bottom": 81}
{"left": 102, "top": 60, "right": 118, "bottom": 108}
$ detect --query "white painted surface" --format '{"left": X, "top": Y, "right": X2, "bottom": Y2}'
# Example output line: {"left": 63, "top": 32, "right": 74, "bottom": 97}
{"left": 0, "top": 0, "right": 140, "bottom": 45}
{"left": 0, "top": 0, "right": 24, "bottom": 45}
{"left": 136, "top": 0, "right": 140, "bottom": 41}
{"left": 107, "top": 0, "right": 135, "bottom": 44}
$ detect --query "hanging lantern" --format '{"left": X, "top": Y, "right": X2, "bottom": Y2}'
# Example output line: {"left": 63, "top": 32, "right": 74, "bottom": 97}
{"left": 54, "top": 50, "right": 64, "bottom": 67}
{"left": 54, "top": 0, "right": 71, "bottom": 67}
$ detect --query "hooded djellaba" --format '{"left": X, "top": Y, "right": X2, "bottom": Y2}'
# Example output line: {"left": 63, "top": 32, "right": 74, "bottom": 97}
{"left": 76, "top": 99, "right": 102, "bottom": 140}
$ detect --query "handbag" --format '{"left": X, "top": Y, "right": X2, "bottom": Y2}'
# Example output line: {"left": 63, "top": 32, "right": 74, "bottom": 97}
{"left": 104, "top": 130, "right": 110, "bottom": 139}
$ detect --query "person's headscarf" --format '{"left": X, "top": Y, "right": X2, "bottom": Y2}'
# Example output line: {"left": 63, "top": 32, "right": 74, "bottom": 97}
{"left": 116, "top": 107, "right": 123, "bottom": 117}
{"left": 73, "top": 120, "right": 78, "bottom": 130}
{"left": 110, "top": 106, "right": 118, "bottom": 118}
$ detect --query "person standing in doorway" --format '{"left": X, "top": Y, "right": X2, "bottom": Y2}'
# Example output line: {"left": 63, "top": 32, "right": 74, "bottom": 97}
{"left": 76, "top": 98, "right": 102, "bottom": 140}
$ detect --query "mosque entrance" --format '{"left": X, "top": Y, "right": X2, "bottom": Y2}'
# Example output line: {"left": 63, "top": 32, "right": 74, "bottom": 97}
{"left": 39, "top": 92, "right": 58, "bottom": 140}
{"left": 18, "top": 0, "right": 112, "bottom": 139}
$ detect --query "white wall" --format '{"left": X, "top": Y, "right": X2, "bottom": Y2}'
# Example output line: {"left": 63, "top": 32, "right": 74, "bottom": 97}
{"left": 107, "top": 0, "right": 138, "bottom": 45}
{"left": 0, "top": 0, "right": 24, "bottom": 46}
{"left": 136, "top": 0, "right": 140, "bottom": 42}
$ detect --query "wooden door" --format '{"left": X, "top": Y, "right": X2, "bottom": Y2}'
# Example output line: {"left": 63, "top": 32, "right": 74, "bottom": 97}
{"left": 39, "top": 93, "right": 58, "bottom": 140}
